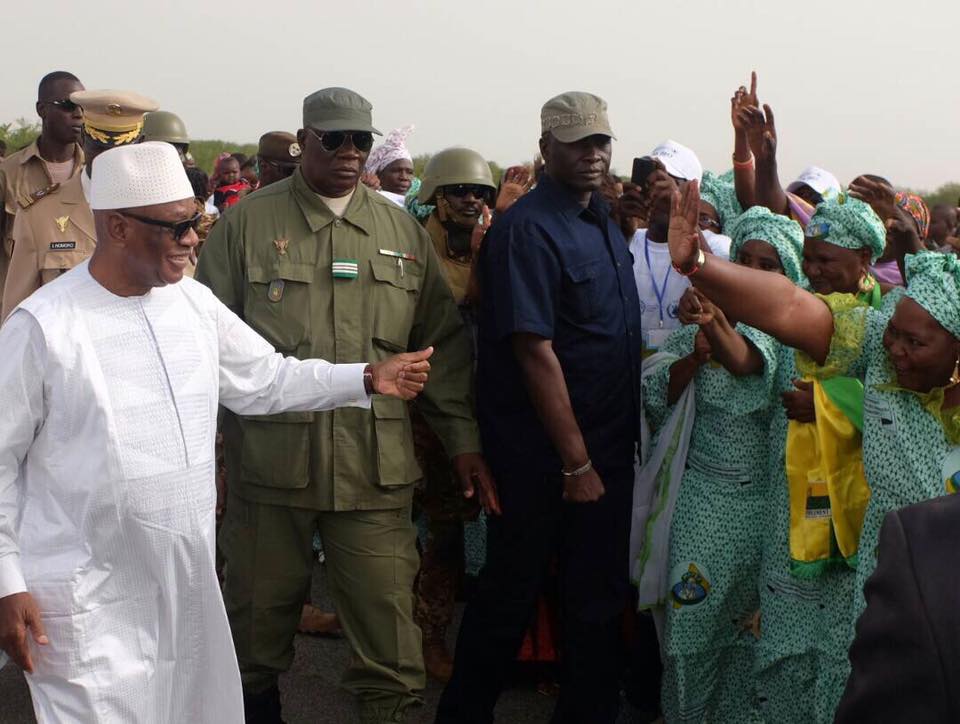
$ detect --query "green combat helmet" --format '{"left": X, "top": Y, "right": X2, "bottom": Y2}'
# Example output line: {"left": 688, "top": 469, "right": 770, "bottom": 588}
{"left": 418, "top": 147, "right": 495, "bottom": 204}
{"left": 143, "top": 111, "right": 190, "bottom": 145}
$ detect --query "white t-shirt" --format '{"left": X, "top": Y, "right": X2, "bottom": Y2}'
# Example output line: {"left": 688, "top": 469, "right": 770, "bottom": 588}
{"left": 629, "top": 228, "right": 731, "bottom": 353}
{"left": 320, "top": 188, "right": 355, "bottom": 217}
{"left": 629, "top": 229, "right": 690, "bottom": 352}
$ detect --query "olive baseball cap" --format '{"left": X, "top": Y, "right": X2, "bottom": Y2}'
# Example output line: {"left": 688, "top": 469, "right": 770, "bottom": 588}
{"left": 302, "top": 87, "right": 381, "bottom": 135}
{"left": 540, "top": 91, "right": 615, "bottom": 143}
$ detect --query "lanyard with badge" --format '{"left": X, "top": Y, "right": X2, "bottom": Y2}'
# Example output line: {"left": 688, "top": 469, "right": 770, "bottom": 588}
{"left": 644, "top": 235, "right": 673, "bottom": 351}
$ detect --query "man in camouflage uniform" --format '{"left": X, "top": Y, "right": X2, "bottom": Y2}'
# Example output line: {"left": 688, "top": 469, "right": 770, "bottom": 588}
{"left": 196, "top": 88, "right": 498, "bottom": 724}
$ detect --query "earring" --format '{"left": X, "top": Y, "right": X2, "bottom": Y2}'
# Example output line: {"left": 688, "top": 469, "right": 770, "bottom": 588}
{"left": 951, "top": 355, "right": 960, "bottom": 387}
{"left": 858, "top": 274, "right": 876, "bottom": 295}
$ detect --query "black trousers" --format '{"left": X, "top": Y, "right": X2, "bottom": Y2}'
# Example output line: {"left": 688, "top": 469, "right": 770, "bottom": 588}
{"left": 436, "top": 465, "right": 635, "bottom": 724}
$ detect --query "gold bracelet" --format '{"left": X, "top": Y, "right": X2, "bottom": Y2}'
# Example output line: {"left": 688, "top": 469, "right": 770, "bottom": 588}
{"left": 672, "top": 248, "right": 707, "bottom": 277}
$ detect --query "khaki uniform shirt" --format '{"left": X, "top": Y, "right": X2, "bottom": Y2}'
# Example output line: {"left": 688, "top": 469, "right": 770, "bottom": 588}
{"left": 424, "top": 213, "right": 473, "bottom": 305}
{"left": 196, "top": 170, "right": 480, "bottom": 511}
{"left": 1, "top": 173, "right": 95, "bottom": 322}
{"left": 0, "top": 140, "right": 84, "bottom": 295}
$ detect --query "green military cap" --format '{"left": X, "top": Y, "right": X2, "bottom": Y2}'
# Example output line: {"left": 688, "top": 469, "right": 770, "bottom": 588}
{"left": 258, "top": 131, "right": 301, "bottom": 165}
{"left": 302, "top": 87, "right": 381, "bottom": 135}
{"left": 540, "top": 91, "right": 616, "bottom": 143}
{"left": 143, "top": 111, "right": 190, "bottom": 145}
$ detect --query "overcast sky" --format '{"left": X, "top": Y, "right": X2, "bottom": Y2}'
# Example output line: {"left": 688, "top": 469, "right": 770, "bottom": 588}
{"left": 4, "top": 0, "right": 955, "bottom": 190}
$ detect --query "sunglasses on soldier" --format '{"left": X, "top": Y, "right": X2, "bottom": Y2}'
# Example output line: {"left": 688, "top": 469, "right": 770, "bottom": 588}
{"left": 444, "top": 184, "right": 492, "bottom": 200}
{"left": 48, "top": 99, "right": 80, "bottom": 112}
{"left": 119, "top": 211, "right": 203, "bottom": 241}
{"left": 306, "top": 127, "right": 374, "bottom": 154}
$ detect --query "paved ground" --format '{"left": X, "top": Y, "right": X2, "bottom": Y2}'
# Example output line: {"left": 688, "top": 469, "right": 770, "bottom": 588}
{"left": 0, "top": 563, "right": 658, "bottom": 723}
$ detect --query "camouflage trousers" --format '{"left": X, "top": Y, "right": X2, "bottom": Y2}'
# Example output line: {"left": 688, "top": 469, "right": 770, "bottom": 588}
{"left": 411, "top": 407, "right": 479, "bottom": 642}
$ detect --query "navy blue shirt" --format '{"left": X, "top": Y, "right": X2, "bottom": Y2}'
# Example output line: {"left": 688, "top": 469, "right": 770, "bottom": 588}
{"left": 476, "top": 173, "right": 643, "bottom": 476}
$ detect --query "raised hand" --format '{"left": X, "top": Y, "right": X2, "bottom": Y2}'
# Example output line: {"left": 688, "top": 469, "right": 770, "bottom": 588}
{"left": 848, "top": 177, "right": 898, "bottom": 223}
{"left": 738, "top": 104, "right": 778, "bottom": 163}
{"left": 495, "top": 165, "right": 534, "bottom": 214}
{"left": 668, "top": 179, "right": 701, "bottom": 272}
{"left": 731, "top": 71, "right": 759, "bottom": 132}
{"left": 369, "top": 347, "right": 433, "bottom": 400}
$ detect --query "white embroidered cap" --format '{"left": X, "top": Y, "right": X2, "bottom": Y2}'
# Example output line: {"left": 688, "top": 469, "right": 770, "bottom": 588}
{"left": 787, "top": 166, "right": 841, "bottom": 198}
{"left": 650, "top": 139, "right": 703, "bottom": 183}
{"left": 90, "top": 141, "right": 195, "bottom": 210}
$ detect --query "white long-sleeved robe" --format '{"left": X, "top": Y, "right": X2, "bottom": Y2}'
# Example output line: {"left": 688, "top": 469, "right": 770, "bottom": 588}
{"left": 0, "top": 261, "right": 370, "bottom": 723}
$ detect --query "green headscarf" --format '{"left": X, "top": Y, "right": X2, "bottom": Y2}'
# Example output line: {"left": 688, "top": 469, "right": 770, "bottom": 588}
{"left": 804, "top": 194, "right": 886, "bottom": 263}
{"left": 700, "top": 169, "right": 742, "bottom": 232}
{"left": 905, "top": 252, "right": 960, "bottom": 338}
{"left": 727, "top": 205, "right": 806, "bottom": 285}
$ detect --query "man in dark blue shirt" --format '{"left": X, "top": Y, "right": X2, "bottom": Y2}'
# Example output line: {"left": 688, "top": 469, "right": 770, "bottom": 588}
{"left": 437, "top": 92, "right": 644, "bottom": 724}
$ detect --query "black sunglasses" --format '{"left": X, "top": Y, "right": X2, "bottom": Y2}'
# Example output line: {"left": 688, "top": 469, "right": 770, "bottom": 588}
{"left": 48, "top": 99, "right": 80, "bottom": 112}
{"left": 445, "top": 184, "right": 492, "bottom": 200}
{"left": 307, "top": 127, "right": 374, "bottom": 153}
{"left": 119, "top": 211, "right": 202, "bottom": 241}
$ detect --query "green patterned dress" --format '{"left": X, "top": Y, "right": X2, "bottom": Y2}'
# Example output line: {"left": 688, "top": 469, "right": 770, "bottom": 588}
{"left": 644, "top": 323, "right": 778, "bottom": 723}
{"left": 753, "top": 343, "right": 856, "bottom": 724}
{"left": 795, "top": 288, "right": 958, "bottom": 624}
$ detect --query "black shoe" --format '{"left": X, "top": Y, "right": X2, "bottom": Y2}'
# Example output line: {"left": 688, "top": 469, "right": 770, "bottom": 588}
{"left": 243, "top": 685, "right": 285, "bottom": 724}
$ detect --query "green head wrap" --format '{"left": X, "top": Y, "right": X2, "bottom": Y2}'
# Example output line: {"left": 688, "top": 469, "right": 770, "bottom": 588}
{"left": 727, "top": 205, "right": 806, "bottom": 285}
{"left": 905, "top": 252, "right": 960, "bottom": 338}
{"left": 700, "top": 169, "right": 743, "bottom": 232}
{"left": 804, "top": 194, "right": 886, "bottom": 263}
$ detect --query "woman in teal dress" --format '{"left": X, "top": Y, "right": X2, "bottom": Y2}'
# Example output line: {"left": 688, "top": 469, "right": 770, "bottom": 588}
{"left": 666, "top": 181, "right": 958, "bottom": 723}
{"left": 749, "top": 195, "right": 889, "bottom": 723}
{"left": 645, "top": 206, "right": 804, "bottom": 723}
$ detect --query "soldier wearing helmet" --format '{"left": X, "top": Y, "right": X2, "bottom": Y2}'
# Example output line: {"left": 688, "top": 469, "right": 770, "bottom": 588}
{"left": 417, "top": 147, "right": 496, "bottom": 306}
{"left": 410, "top": 147, "right": 497, "bottom": 682}
{"left": 142, "top": 110, "right": 190, "bottom": 164}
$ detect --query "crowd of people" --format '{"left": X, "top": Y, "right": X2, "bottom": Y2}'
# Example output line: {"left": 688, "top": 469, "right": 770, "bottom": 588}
{"left": 0, "top": 68, "right": 957, "bottom": 724}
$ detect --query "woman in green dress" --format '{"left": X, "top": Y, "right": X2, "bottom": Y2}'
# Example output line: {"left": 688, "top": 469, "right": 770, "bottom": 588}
{"left": 645, "top": 206, "right": 804, "bottom": 723}
{"left": 667, "top": 180, "right": 955, "bottom": 722}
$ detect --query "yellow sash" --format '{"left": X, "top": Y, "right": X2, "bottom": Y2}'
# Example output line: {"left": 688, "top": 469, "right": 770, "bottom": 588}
{"left": 785, "top": 380, "right": 871, "bottom": 578}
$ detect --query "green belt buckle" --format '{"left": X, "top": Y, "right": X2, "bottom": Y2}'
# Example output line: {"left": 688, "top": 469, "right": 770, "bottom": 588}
{"left": 332, "top": 258, "right": 359, "bottom": 279}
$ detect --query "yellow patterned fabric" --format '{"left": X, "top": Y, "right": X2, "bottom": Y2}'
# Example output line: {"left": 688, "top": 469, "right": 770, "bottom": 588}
{"left": 786, "top": 381, "right": 870, "bottom": 578}
{"left": 795, "top": 293, "right": 870, "bottom": 380}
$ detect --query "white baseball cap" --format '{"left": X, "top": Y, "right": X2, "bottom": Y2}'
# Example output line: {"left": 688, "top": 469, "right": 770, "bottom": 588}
{"left": 650, "top": 139, "right": 703, "bottom": 183}
{"left": 787, "top": 166, "right": 841, "bottom": 198}
{"left": 90, "top": 141, "right": 194, "bottom": 210}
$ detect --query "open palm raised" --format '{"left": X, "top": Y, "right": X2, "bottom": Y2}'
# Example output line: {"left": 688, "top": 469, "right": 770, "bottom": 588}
{"left": 668, "top": 179, "right": 702, "bottom": 273}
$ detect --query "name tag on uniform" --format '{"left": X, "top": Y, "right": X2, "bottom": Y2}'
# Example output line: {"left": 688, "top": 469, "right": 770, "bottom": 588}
{"left": 49, "top": 241, "right": 77, "bottom": 251}
{"left": 332, "top": 259, "right": 359, "bottom": 279}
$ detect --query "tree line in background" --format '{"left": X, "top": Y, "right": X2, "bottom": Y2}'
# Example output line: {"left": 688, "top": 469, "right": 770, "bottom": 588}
{"left": 3, "top": 118, "right": 958, "bottom": 208}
